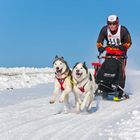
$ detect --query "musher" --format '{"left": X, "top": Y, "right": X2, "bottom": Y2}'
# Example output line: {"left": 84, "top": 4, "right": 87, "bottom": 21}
{"left": 96, "top": 15, "right": 132, "bottom": 99}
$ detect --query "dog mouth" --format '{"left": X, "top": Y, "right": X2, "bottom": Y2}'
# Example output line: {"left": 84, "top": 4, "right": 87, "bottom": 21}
{"left": 76, "top": 72, "right": 83, "bottom": 78}
{"left": 56, "top": 68, "right": 62, "bottom": 75}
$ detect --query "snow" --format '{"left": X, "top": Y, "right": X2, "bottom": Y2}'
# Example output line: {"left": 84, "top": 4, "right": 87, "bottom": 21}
{"left": 0, "top": 67, "right": 140, "bottom": 140}
{"left": 0, "top": 67, "right": 54, "bottom": 91}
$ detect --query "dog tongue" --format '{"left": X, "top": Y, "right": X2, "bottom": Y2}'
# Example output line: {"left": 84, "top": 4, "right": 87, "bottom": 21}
{"left": 76, "top": 73, "right": 82, "bottom": 78}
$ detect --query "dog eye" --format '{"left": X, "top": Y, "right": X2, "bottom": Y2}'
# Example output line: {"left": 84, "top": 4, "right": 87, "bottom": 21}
{"left": 60, "top": 63, "right": 62, "bottom": 65}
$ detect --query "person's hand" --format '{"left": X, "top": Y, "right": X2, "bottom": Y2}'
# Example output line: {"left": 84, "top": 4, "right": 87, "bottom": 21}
{"left": 98, "top": 47, "right": 105, "bottom": 54}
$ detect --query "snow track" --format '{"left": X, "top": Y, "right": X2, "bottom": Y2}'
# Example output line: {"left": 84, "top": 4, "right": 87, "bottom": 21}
{"left": 0, "top": 83, "right": 140, "bottom": 140}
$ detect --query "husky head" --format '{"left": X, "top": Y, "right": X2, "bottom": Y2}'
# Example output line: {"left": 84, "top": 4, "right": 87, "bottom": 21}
{"left": 53, "top": 55, "right": 70, "bottom": 76}
{"left": 72, "top": 62, "right": 88, "bottom": 82}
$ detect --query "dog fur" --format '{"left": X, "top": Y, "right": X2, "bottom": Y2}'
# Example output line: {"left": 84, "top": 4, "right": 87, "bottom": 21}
{"left": 72, "top": 62, "right": 96, "bottom": 111}
{"left": 49, "top": 56, "right": 73, "bottom": 111}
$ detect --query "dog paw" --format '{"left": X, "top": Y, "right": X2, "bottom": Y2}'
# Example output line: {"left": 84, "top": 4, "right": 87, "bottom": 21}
{"left": 49, "top": 100, "right": 55, "bottom": 104}
{"left": 63, "top": 106, "right": 69, "bottom": 114}
{"left": 80, "top": 107, "right": 84, "bottom": 111}
{"left": 59, "top": 99, "right": 64, "bottom": 103}
{"left": 87, "top": 103, "right": 93, "bottom": 111}
{"left": 59, "top": 96, "right": 65, "bottom": 103}
{"left": 80, "top": 104, "right": 85, "bottom": 111}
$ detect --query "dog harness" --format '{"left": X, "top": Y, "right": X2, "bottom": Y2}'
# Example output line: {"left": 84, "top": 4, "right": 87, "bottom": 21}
{"left": 56, "top": 70, "right": 72, "bottom": 91}
{"left": 79, "top": 86, "right": 85, "bottom": 93}
{"left": 78, "top": 82, "right": 88, "bottom": 93}
{"left": 57, "top": 78, "right": 66, "bottom": 91}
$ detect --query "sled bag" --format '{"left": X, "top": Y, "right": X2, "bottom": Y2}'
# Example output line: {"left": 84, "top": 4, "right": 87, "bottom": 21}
{"left": 95, "top": 58, "right": 120, "bottom": 85}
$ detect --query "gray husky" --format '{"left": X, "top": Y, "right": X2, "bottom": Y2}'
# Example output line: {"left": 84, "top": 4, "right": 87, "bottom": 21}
{"left": 49, "top": 56, "right": 73, "bottom": 112}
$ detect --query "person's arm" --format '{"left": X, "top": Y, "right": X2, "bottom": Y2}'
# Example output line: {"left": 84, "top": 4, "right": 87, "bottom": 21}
{"left": 121, "top": 26, "right": 132, "bottom": 51}
{"left": 96, "top": 26, "right": 107, "bottom": 53}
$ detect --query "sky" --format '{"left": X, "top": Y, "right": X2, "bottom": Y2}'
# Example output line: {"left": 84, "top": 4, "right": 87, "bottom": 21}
{"left": 0, "top": 0, "right": 140, "bottom": 68}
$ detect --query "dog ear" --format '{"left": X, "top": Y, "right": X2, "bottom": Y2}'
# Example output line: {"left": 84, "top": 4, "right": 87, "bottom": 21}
{"left": 73, "top": 62, "right": 79, "bottom": 69}
{"left": 83, "top": 62, "right": 88, "bottom": 73}
{"left": 53, "top": 55, "right": 59, "bottom": 65}
{"left": 55, "top": 55, "right": 58, "bottom": 59}
{"left": 83, "top": 62, "right": 86, "bottom": 67}
{"left": 61, "top": 56, "right": 64, "bottom": 60}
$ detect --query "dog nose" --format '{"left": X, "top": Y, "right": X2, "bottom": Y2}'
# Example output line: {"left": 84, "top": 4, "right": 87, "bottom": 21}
{"left": 56, "top": 67, "right": 59, "bottom": 70}
{"left": 76, "top": 69, "right": 79, "bottom": 73}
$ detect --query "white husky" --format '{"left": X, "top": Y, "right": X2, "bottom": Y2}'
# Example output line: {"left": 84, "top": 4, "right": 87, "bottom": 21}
{"left": 72, "top": 62, "right": 96, "bottom": 111}
{"left": 49, "top": 56, "right": 73, "bottom": 112}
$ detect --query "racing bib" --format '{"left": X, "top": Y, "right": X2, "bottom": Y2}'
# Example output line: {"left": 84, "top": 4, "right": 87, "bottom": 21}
{"left": 107, "top": 25, "right": 121, "bottom": 46}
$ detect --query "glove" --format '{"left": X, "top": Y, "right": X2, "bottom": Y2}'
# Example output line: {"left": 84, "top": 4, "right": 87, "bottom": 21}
{"left": 98, "top": 47, "right": 105, "bottom": 54}
{"left": 118, "top": 45, "right": 126, "bottom": 52}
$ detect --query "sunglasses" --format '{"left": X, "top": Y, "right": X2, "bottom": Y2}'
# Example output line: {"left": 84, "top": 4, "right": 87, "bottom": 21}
{"left": 107, "top": 21, "right": 117, "bottom": 25}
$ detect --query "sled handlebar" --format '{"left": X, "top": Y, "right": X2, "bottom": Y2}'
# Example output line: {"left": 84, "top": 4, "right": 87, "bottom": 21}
{"left": 97, "top": 54, "right": 127, "bottom": 59}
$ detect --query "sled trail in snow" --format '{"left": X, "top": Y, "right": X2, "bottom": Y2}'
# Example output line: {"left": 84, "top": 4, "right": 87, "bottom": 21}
{"left": 0, "top": 84, "right": 140, "bottom": 140}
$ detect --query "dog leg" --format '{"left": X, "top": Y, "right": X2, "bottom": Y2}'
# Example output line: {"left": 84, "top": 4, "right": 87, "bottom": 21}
{"left": 59, "top": 92, "right": 67, "bottom": 103}
{"left": 87, "top": 93, "right": 93, "bottom": 111}
{"left": 63, "top": 95, "right": 70, "bottom": 113}
{"left": 49, "top": 90, "right": 59, "bottom": 104}
{"left": 73, "top": 91, "right": 78, "bottom": 107}
{"left": 74, "top": 102, "right": 80, "bottom": 113}
{"left": 80, "top": 91, "right": 90, "bottom": 111}
{"left": 49, "top": 81, "right": 60, "bottom": 104}
{"left": 59, "top": 86, "right": 72, "bottom": 103}
{"left": 74, "top": 92, "right": 81, "bottom": 112}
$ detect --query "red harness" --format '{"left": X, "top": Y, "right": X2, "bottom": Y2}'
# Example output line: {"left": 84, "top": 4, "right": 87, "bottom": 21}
{"left": 79, "top": 87, "right": 85, "bottom": 93}
{"left": 57, "top": 78, "right": 66, "bottom": 91}
{"left": 78, "top": 82, "right": 88, "bottom": 93}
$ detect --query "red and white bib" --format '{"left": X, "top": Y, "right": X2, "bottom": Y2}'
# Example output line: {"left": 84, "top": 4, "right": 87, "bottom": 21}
{"left": 107, "top": 25, "right": 122, "bottom": 46}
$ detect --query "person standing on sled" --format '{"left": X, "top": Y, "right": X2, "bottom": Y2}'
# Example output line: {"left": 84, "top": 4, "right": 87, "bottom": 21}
{"left": 96, "top": 15, "right": 132, "bottom": 99}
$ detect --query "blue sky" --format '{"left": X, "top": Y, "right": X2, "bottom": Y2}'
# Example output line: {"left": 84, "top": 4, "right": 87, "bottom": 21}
{"left": 0, "top": 0, "right": 140, "bottom": 68}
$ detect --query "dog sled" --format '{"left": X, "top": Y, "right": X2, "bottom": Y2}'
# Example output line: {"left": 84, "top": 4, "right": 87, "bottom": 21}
{"left": 92, "top": 54, "right": 129, "bottom": 101}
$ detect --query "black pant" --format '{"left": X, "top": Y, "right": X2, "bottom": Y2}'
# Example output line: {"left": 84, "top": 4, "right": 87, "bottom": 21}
{"left": 117, "top": 58, "right": 126, "bottom": 94}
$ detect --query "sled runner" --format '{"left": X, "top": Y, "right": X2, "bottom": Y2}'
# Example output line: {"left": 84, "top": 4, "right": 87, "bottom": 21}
{"left": 92, "top": 54, "right": 129, "bottom": 101}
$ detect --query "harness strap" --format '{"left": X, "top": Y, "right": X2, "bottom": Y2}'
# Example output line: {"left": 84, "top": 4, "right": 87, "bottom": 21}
{"left": 57, "top": 78, "right": 65, "bottom": 91}
{"left": 57, "top": 75, "right": 72, "bottom": 91}
{"left": 78, "top": 82, "right": 88, "bottom": 93}
{"left": 56, "top": 70, "right": 72, "bottom": 91}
